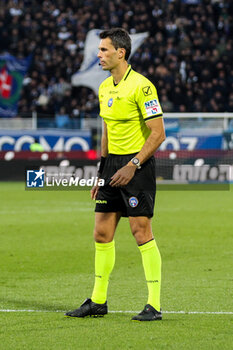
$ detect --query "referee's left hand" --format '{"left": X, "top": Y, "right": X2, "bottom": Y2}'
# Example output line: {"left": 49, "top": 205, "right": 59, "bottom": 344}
{"left": 110, "top": 165, "right": 136, "bottom": 187}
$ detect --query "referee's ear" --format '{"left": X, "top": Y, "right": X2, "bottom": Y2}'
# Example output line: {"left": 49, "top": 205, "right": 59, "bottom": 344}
{"left": 118, "top": 48, "right": 126, "bottom": 60}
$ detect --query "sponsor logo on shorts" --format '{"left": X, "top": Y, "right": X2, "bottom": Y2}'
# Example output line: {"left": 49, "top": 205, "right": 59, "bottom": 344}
{"left": 108, "top": 98, "right": 113, "bottom": 107}
{"left": 96, "top": 200, "right": 107, "bottom": 204}
{"left": 129, "top": 196, "right": 138, "bottom": 208}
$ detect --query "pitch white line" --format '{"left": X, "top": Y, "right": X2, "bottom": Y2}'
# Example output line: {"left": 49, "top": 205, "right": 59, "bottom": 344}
{"left": 0, "top": 309, "right": 55, "bottom": 313}
{"left": 0, "top": 309, "right": 232, "bottom": 315}
{"left": 110, "top": 310, "right": 233, "bottom": 315}
{"left": 0, "top": 207, "right": 93, "bottom": 215}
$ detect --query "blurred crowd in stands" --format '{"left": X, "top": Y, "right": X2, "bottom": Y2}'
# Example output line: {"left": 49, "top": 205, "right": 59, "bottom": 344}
{"left": 0, "top": 0, "right": 233, "bottom": 119}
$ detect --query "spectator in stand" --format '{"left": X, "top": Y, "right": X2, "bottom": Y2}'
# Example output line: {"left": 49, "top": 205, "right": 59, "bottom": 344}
{"left": 0, "top": 0, "right": 232, "bottom": 117}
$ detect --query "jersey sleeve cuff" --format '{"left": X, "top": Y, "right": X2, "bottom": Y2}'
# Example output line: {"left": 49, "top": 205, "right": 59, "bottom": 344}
{"left": 144, "top": 114, "right": 163, "bottom": 122}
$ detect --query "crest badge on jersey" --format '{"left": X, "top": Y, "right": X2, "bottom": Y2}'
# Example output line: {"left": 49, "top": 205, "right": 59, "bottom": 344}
{"left": 144, "top": 99, "right": 162, "bottom": 117}
{"left": 129, "top": 197, "right": 138, "bottom": 208}
{"left": 108, "top": 98, "right": 113, "bottom": 107}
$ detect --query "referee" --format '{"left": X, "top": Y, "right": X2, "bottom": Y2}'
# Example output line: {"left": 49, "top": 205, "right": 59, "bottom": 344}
{"left": 66, "top": 28, "right": 166, "bottom": 321}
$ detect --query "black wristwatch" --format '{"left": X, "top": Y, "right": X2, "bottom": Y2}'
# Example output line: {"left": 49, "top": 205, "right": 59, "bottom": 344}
{"left": 131, "top": 157, "right": 141, "bottom": 169}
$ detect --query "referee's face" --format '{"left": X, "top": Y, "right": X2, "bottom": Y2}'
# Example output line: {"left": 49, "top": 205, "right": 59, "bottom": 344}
{"left": 98, "top": 38, "right": 120, "bottom": 71}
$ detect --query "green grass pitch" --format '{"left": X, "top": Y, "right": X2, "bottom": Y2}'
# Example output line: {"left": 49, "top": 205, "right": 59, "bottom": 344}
{"left": 0, "top": 182, "right": 232, "bottom": 350}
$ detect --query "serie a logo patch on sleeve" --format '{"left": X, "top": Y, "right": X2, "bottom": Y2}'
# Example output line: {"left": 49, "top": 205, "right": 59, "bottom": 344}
{"left": 144, "top": 99, "right": 162, "bottom": 117}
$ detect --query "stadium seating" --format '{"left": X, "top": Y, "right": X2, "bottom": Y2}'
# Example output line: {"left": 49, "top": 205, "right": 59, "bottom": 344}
{"left": 0, "top": 0, "right": 232, "bottom": 118}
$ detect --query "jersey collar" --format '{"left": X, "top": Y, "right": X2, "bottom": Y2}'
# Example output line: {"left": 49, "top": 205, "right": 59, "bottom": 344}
{"left": 113, "top": 64, "right": 132, "bottom": 86}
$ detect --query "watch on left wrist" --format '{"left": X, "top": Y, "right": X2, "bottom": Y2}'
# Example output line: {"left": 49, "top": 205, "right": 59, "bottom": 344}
{"left": 131, "top": 157, "right": 141, "bottom": 169}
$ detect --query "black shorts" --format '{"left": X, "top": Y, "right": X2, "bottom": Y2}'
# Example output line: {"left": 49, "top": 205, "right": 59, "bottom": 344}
{"left": 95, "top": 153, "right": 156, "bottom": 218}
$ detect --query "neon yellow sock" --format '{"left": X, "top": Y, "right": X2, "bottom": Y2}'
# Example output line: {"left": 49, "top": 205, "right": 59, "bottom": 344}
{"left": 91, "top": 241, "right": 115, "bottom": 304}
{"left": 138, "top": 239, "right": 161, "bottom": 311}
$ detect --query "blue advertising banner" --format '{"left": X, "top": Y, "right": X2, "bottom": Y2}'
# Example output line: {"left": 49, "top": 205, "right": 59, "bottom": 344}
{"left": 160, "top": 131, "right": 223, "bottom": 150}
{"left": 0, "top": 54, "right": 31, "bottom": 117}
{"left": 0, "top": 130, "right": 92, "bottom": 151}
{"left": 0, "top": 130, "right": 224, "bottom": 151}
{"left": 223, "top": 131, "right": 233, "bottom": 150}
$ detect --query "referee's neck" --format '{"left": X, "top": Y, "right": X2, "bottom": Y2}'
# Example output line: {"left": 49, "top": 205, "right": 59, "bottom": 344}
{"left": 111, "top": 61, "right": 129, "bottom": 85}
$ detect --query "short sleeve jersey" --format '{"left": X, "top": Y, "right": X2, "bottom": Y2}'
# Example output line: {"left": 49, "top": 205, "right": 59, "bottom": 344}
{"left": 98, "top": 65, "right": 163, "bottom": 155}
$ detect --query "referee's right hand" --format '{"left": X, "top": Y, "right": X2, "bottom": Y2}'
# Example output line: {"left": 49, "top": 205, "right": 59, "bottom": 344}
{"left": 109, "top": 164, "right": 136, "bottom": 187}
{"left": 91, "top": 184, "right": 99, "bottom": 200}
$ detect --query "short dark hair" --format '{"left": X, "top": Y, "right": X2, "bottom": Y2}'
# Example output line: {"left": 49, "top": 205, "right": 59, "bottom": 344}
{"left": 99, "top": 28, "right": 131, "bottom": 61}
